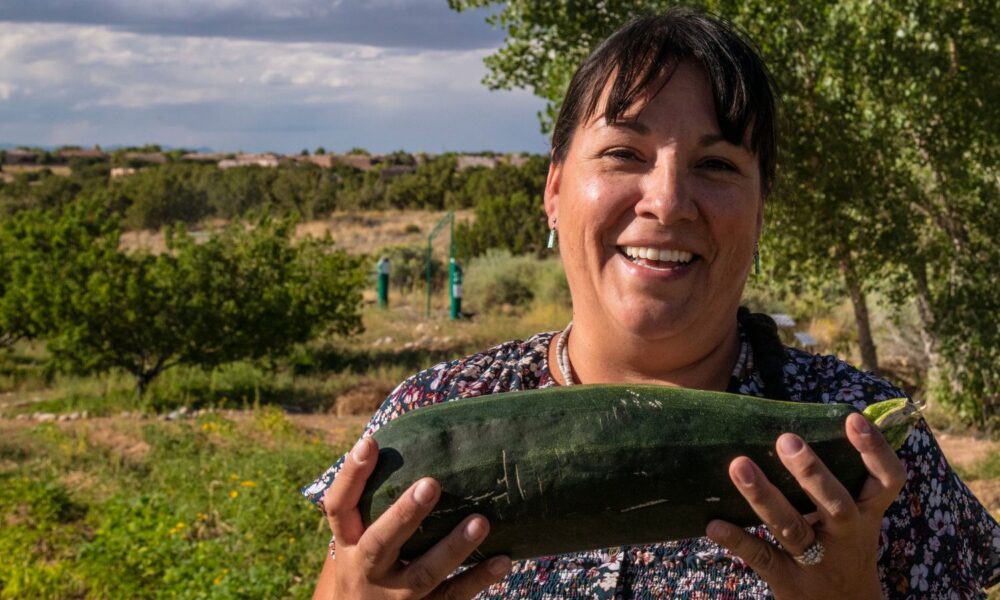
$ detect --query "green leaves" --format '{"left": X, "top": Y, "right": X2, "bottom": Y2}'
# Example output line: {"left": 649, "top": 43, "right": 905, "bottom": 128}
{"left": 452, "top": 0, "right": 1000, "bottom": 423}
{"left": 2, "top": 207, "right": 366, "bottom": 398}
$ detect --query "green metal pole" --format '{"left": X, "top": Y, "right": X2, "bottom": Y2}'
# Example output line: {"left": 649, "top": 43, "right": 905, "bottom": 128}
{"left": 377, "top": 257, "right": 390, "bottom": 309}
{"left": 425, "top": 242, "right": 432, "bottom": 318}
{"left": 449, "top": 258, "right": 462, "bottom": 320}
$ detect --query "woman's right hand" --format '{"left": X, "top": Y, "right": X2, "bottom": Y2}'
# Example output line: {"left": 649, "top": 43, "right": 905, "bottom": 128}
{"left": 320, "top": 436, "right": 513, "bottom": 599}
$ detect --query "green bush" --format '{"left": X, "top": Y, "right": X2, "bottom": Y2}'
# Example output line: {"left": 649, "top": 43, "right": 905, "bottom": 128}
{"left": 464, "top": 250, "right": 568, "bottom": 313}
{"left": 6, "top": 207, "right": 366, "bottom": 398}
{"left": 375, "top": 245, "right": 446, "bottom": 293}
{"left": 456, "top": 190, "right": 548, "bottom": 257}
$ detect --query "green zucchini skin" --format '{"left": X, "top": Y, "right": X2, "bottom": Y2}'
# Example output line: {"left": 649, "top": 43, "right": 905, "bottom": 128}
{"left": 358, "top": 384, "right": 900, "bottom": 562}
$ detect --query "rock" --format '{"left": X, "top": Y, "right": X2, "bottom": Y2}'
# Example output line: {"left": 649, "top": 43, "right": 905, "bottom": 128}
{"left": 36, "top": 413, "right": 56, "bottom": 422}
{"left": 15, "top": 413, "right": 29, "bottom": 421}
{"left": 68, "top": 412, "right": 80, "bottom": 421}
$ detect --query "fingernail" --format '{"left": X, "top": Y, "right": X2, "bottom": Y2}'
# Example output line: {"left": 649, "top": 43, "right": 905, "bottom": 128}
{"left": 464, "top": 518, "right": 487, "bottom": 541}
{"left": 488, "top": 556, "right": 512, "bottom": 577}
{"left": 851, "top": 414, "right": 873, "bottom": 435}
{"left": 734, "top": 461, "right": 756, "bottom": 486}
{"left": 779, "top": 434, "right": 804, "bottom": 456}
{"left": 351, "top": 438, "right": 371, "bottom": 464}
{"left": 706, "top": 520, "right": 730, "bottom": 541}
{"left": 413, "top": 479, "right": 436, "bottom": 505}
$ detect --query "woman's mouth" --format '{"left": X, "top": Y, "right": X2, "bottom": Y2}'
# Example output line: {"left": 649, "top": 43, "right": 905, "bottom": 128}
{"left": 618, "top": 246, "right": 699, "bottom": 271}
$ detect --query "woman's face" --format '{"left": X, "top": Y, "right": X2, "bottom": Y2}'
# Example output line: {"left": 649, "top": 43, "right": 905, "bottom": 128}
{"left": 545, "top": 61, "right": 763, "bottom": 344}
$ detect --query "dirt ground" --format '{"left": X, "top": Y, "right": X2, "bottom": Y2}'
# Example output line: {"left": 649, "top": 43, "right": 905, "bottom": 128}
{"left": 937, "top": 432, "right": 1000, "bottom": 516}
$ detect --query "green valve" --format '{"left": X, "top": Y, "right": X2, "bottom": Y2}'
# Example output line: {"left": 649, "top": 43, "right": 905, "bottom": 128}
{"left": 449, "top": 258, "right": 462, "bottom": 320}
{"left": 376, "top": 256, "right": 390, "bottom": 309}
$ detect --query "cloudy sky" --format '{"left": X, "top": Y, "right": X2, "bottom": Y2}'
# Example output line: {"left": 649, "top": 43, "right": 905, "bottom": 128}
{"left": 0, "top": 0, "right": 550, "bottom": 154}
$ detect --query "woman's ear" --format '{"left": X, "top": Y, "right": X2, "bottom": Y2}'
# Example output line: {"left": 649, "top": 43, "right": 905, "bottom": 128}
{"left": 544, "top": 157, "right": 562, "bottom": 226}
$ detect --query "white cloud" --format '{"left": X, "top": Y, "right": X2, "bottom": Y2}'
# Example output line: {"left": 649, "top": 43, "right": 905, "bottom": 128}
{"left": 0, "top": 21, "right": 549, "bottom": 153}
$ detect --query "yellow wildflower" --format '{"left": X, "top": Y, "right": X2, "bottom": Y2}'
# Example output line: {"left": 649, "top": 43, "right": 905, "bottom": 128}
{"left": 240, "top": 480, "right": 257, "bottom": 488}
{"left": 229, "top": 490, "right": 239, "bottom": 499}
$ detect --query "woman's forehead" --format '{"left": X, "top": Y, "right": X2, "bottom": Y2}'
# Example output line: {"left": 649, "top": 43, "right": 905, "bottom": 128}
{"left": 580, "top": 62, "right": 723, "bottom": 135}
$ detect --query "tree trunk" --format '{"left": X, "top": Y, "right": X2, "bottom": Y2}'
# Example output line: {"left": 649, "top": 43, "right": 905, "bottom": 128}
{"left": 910, "top": 259, "right": 942, "bottom": 376}
{"left": 839, "top": 253, "right": 879, "bottom": 374}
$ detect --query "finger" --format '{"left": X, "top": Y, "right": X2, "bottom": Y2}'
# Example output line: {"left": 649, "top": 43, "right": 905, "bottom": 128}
{"left": 728, "top": 457, "right": 817, "bottom": 555}
{"left": 776, "top": 433, "right": 858, "bottom": 524}
{"left": 404, "top": 515, "right": 492, "bottom": 595}
{"left": 706, "top": 519, "right": 786, "bottom": 579}
{"left": 323, "top": 437, "right": 378, "bottom": 545}
{"left": 431, "top": 555, "right": 512, "bottom": 600}
{"left": 356, "top": 477, "right": 440, "bottom": 579}
{"left": 845, "top": 413, "right": 908, "bottom": 509}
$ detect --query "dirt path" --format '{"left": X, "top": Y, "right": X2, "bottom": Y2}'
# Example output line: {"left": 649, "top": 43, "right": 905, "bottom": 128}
{"left": 936, "top": 432, "right": 1000, "bottom": 517}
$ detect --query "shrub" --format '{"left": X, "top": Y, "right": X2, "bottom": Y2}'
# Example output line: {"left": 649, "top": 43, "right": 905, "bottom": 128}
{"left": 464, "top": 250, "right": 568, "bottom": 313}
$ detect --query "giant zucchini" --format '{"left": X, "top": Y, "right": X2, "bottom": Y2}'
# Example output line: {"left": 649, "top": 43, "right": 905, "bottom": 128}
{"left": 358, "top": 385, "right": 919, "bottom": 562}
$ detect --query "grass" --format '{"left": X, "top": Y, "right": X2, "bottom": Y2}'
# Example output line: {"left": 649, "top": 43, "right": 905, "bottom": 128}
{"left": 0, "top": 409, "right": 352, "bottom": 599}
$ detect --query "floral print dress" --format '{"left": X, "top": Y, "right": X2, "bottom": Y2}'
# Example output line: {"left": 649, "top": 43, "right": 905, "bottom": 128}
{"left": 303, "top": 331, "right": 1000, "bottom": 599}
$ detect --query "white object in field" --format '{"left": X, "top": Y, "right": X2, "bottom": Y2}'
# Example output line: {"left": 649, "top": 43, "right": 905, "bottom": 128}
{"left": 794, "top": 331, "right": 818, "bottom": 347}
{"left": 769, "top": 313, "right": 796, "bottom": 328}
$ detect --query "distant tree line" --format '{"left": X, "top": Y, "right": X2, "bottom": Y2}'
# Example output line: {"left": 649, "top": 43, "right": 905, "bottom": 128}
{"left": 0, "top": 153, "right": 550, "bottom": 234}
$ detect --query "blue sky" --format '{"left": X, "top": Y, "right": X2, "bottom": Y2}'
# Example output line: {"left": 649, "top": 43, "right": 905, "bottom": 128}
{"left": 0, "top": 0, "right": 550, "bottom": 154}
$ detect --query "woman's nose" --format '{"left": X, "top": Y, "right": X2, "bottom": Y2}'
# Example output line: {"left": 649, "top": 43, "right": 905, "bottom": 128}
{"left": 634, "top": 159, "right": 698, "bottom": 224}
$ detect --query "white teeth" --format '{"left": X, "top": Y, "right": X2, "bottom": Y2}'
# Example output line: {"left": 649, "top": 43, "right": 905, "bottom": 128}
{"left": 623, "top": 246, "right": 693, "bottom": 264}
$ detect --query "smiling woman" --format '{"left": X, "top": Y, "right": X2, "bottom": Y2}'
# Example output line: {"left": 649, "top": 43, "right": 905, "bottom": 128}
{"left": 302, "top": 7, "right": 999, "bottom": 600}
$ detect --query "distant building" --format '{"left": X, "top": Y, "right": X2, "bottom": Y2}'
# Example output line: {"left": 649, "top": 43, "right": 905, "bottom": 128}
{"left": 218, "top": 153, "right": 280, "bottom": 169}
{"left": 379, "top": 165, "right": 416, "bottom": 181}
{"left": 124, "top": 152, "right": 167, "bottom": 165}
{"left": 182, "top": 152, "right": 227, "bottom": 162}
{"left": 456, "top": 155, "right": 498, "bottom": 171}
{"left": 498, "top": 153, "right": 530, "bottom": 168}
{"left": 4, "top": 149, "right": 38, "bottom": 165}
{"left": 110, "top": 167, "right": 137, "bottom": 178}
{"left": 58, "top": 147, "right": 108, "bottom": 161}
{"left": 334, "top": 154, "right": 378, "bottom": 171}
{"left": 294, "top": 154, "right": 338, "bottom": 169}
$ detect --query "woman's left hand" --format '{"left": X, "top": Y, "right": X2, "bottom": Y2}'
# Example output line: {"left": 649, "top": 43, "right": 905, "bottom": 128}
{"left": 706, "top": 412, "right": 907, "bottom": 600}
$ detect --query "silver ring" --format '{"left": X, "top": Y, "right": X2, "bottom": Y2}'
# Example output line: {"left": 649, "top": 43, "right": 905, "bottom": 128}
{"left": 793, "top": 540, "right": 825, "bottom": 566}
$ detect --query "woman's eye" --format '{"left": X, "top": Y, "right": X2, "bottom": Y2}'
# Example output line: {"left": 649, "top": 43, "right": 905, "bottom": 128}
{"left": 604, "top": 148, "right": 641, "bottom": 162}
{"left": 699, "top": 158, "right": 737, "bottom": 172}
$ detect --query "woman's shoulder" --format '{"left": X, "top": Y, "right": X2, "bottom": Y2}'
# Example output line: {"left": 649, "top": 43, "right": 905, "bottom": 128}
{"left": 779, "top": 346, "right": 908, "bottom": 408}
{"left": 362, "top": 331, "right": 556, "bottom": 435}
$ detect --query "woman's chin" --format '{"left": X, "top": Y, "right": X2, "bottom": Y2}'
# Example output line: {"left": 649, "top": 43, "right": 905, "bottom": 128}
{"left": 605, "top": 304, "right": 696, "bottom": 342}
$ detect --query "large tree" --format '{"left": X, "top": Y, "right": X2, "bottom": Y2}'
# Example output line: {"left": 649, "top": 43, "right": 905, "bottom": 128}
{"left": 6, "top": 204, "right": 366, "bottom": 398}
{"left": 451, "top": 0, "right": 999, "bottom": 418}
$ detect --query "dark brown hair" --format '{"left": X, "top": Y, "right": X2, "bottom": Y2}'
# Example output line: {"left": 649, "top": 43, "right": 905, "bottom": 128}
{"left": 550, "top": 7, "right": 778, "bottom": 195}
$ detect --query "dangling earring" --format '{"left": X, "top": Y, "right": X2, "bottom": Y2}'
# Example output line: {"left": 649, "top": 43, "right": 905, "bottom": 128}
{"left": 753, "top": 242, "right": 761, "bottom": 276}
{"left": 547, "top": 221, "right": 557, "bottom": 250}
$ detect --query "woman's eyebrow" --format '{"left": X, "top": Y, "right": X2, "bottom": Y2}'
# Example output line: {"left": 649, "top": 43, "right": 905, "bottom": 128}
{"left": 605, "top": 120, "right": 651, "bottom": 135}
{"left": 699, "top": 132, "right": 749, "bottom": 151}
